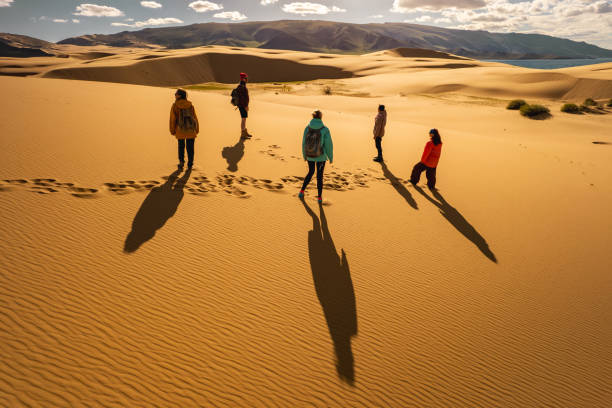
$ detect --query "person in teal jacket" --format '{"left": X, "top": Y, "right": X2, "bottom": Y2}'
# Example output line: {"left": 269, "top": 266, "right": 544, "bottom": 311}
{"left": 299, "top": 110, "right": 333, "bottom": 202}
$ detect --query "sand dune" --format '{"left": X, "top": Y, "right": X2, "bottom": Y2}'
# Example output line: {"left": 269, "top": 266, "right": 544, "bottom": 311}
{"left": 72, "top": 52, "right": 116, "bottom": 60}
{"left": 0, "top": 45, "right": 609, "bottom": 102}
{"left": 0, "top": 70, "right": 611, "bottom": 407}
{"left": 43, "top": 51, "right": 354, "bottom": 86}
{"left": 1, "top": 42, "right": 612, "bottom": 406}
{"left": 369, "top": 47, "right": 472, "bottom": 60}
{"left": 343, "top": 63, "right": 612, "bottom": 100}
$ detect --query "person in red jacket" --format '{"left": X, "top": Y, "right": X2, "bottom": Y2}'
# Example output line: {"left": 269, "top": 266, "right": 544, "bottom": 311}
{"left": 410, "top": 129, "right": 442, "bottom": 188}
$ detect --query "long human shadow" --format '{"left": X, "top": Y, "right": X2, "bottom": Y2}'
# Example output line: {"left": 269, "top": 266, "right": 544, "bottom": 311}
{"left": 222, "top": 135, "right": 246, "bottom": 172}
{"left": 124, "top": 169, "right": 192, "bottom": 253}
{"left": 380, "top": 162, "right": 418, "bottom": 210}
{"left": 301, "top": 198, "right": 358, "bottom": 385}
{"left": 414, "top": 186, "right": 498, "bottom": 263}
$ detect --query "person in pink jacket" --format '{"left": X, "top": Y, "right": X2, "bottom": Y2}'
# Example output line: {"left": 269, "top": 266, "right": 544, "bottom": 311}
{"left": 410, "top": 129, "right": 442, "bottom": 188}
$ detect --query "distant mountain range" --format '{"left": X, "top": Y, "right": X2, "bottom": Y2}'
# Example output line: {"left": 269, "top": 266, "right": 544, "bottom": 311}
{"left": 57, "top": 21, "right": 612, "bottom": 60}
{"left": 3, "top": 21, "right": 612, "bottom": 60}
{"left": 0, "top": 33, "right": 55, "bottom": 57}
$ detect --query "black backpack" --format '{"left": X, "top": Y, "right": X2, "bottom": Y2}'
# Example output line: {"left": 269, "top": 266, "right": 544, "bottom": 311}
{"left": 305, "top": 126, "right": 323, "bottom": 158}
{"left": 230, "top": 87, "right": 239, "bottom": 106}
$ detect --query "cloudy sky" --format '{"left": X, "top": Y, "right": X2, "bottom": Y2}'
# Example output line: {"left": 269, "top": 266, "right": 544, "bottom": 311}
{"left": 1, "top": 0, "right": 610, "bottom": 48}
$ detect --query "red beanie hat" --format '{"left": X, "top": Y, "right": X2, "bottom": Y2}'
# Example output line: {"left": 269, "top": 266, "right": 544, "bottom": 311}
{"left": 240, "top": 72, "right": 248, "bottom": 79}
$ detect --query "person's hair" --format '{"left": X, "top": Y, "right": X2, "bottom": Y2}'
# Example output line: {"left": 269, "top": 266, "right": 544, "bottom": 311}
{"left": 430, "top": 128, "right": 442, "bottom": 146}
{"left": 379, "top": 104, "right": 385, "bottom": 111}
{"left": 312, "top": 110, "right": 322, "bottom": 119}
{"left": 175, "top": 89, "right": 187, "bottom": 99}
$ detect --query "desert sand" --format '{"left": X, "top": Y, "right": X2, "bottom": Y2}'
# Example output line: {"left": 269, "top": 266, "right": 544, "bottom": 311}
{"left": 1, "top": 46, "right": 611, "bottom": 407}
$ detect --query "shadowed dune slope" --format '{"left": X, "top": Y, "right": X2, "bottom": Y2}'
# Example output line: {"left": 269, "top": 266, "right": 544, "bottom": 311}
{"left": 43, "top": 52, "right": 353, "bottom": 86}
{"left": 372, "top": 47, "right": 472, "bottom": 60}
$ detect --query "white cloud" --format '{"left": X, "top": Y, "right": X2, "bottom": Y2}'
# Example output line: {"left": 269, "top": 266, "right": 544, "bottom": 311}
{"left": 112, "top": 17, "right": 183, "bottom": 28}
{"left": 260, "top": 0, "right": 279, "bottom": 4}
{"left": 141, "top": 1, "right": 162, "bottom": 8}
{"left": 282, "top": 2, "right": 348, "bottom": 15}
{"left": 415, "top": 15, "right": 432, "bottom": 22}
{"left": 53, "top": 19, "right": 68, "bottom": 23}
{"left": 72, "top": 19, "right": 80, "bottom": 23}
{"left": 214, "top": 11, "right": 248, "bottom": 20}
{"left": 125, "top": 18, "right": 135, "bottom": 22}
{"left": 74, "top": 4, "right": 124, "bottom": 17}
{"left": 0, "top": 0, "right": 14, "bottom": 7}
{"left": 595, "top": 1, "right": 611, "bottom": 13}
{"left": 431, "top": 0, "right": 612, "bottom": 49}
{"left": 391, "top": 0, "right": 486, "bottom": 13}
{"left": 188, "top": 1, "right": 223, "bottom": 12}
{"left": 370, "top": 14, "right": 384, "bottom": 18}
{"left": 471, "top": 13, "right": 506, "bottom": 22}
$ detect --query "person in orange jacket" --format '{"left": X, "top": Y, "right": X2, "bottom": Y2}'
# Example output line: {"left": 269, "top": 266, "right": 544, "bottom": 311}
{"left": 410, "top": 129, "right": 442, "bottom": 188}
{"left": 170, "top": 89, "right": 199, "bottom": 169}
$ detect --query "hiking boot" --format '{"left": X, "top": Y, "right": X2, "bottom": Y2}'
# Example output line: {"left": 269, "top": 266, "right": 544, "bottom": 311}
{"left": 178, "top": 161, "right": 185, "bottom": 169}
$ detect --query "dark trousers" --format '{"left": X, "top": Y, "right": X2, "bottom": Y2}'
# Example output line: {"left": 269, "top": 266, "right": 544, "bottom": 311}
{"left": 375, "top": 137, "right": 383, "bottom": 159}
{"left": 178, "top": 139, "right": 195, "bottom": 166}
{"left": 301, "top": 161, "right": 326, "bottom": 197}
{"left": 410, "top": 162, "right": 437, "bottom": 188}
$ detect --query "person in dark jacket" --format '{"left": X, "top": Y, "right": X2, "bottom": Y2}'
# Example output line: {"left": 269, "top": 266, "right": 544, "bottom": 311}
{"left": 236, "top": 72, "right": 252, "bottom": 139}
{"left": 373, "top": 105, "right": 387, "bottom": 162}
{"left": 169, "top": 89, "right": 199, "bottom": 169}
{"left": 410, "top": 129, "right": 442, "bottom": 189}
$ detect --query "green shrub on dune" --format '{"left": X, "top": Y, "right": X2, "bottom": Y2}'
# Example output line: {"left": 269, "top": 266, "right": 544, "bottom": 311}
{"left": 507, "top": 99, "right": 527, "bottom": 110}
{"left": 583, "top": 98, "right": 597, "bottom": 106}
{"left": 520, "top": 104, "right": 550, "bottom": 117}
{"left": 607, "top": 99, "right": 612, "bottom": 107}
{"left": 561, "top": 103, "right": 581, "bottom": 114}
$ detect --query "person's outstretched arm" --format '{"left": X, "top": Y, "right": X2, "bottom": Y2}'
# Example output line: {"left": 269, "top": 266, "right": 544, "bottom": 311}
{"left": 421, "top": 142, "right": 433, "bottom": 164}
{"left": 302, "top": 127, "right": 308, "bottom": 160}
{"left": 325, "top": 128, "right": 333, "bottom": 163}
{"left": 169, "top": 105, "right": 176, "bottom": 135}
{"left": 192, "top": 106, "right": 199, "bottom": 134}
{"left": 373, "top": 115, "right": 380, "bottom": 137}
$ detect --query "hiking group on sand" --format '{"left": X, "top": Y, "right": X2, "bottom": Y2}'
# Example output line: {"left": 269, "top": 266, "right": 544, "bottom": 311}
{"left": 170, "top": 72, "right": 443, "bottom": 201}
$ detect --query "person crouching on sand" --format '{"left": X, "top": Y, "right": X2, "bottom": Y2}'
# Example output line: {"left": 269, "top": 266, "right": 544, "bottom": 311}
{"left": 236, "top": 72, "right": 252, "bottom": 139}
{"left": 170, "top": 89, "right": 199, "bottom": 169}
{"left": 299, "top": 110, "right": 333, "bottom": 203}
{"left": 410, "top": 129, "right": 442, "bottom": 189}
{"left": 373, "top": 104, "right": 387, "bottom": 162}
